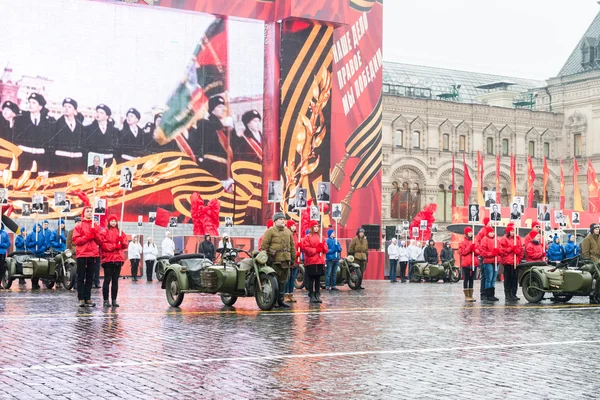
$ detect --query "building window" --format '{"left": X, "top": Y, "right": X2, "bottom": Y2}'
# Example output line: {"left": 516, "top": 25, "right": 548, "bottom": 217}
{"left": 459, "top": 135, "right": 466, "bottom": 152}
{"left": 442, "top": 134, "right": 449, "bottom": 151}
{"left": 528, "top": 141, "right": 535, "bottom": 158}
{"left": 486, "top": 137, "right": 494, "bottom": 155}
{"left": 395, "top": 129, "right": 403, "bottom": 148}
{"left": 574, "top": 134, "right": 582, "bottom": 157}
{"left": 413, "top": 131, "right": 420, "bottom": 149}
{"left": 544, "top": 142, "right": 550, "bottom": 159}
{"left": 502, "top": 139, "right": 509, "bottom": 156}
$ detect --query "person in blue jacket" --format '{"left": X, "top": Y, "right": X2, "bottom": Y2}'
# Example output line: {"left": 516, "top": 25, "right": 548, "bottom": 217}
{"left": 564, "top": 234, "right": 580, "bottom": 260}
{"left": 325, "top": 229, "right": 342, "bottom": 291}
{"left": 41, "top": 220, "right": 53, "bottom": 249}
{"left": 50, "top": 219, "right": 67, "bottom": 252}
{"left": 546, "top": 234, "right": 565, "bottom": 263}
{"left": 26, "top": 224, "right": 47, "bottom": 289}
{"left": 15, "top": 227, "right": 27, "bottom": 285}
{"left": 0, "top": 223, "right": 11, "bottom": 289}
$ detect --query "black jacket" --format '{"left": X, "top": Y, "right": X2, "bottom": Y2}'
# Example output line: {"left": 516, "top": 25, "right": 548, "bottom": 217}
{"left": 423, "top": 246, "right": 439, "bottom": 264}
{"left": 440, "top": 247, "right": 454, "bottom": 263}
{"left": 200, "top": 240, "right": 215, "bottom": 261}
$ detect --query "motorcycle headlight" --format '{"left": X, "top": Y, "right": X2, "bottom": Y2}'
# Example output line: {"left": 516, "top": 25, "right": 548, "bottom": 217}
{"left": 346, "top": 255, "right": 355, "bottom": 263}
{"left": 64, "top": 250, "right": 72, "bottom": 258}
{"left": 255, "top": 251, "right": 269, "bottom": 264}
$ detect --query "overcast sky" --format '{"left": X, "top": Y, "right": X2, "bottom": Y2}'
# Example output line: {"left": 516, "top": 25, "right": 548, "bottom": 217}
{"left": 383, "top": 0, "right": 599, "bottom": 80}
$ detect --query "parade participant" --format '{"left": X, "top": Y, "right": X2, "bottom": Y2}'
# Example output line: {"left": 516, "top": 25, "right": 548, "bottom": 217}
{"left": 128, "top": 235, "right": 142, "bottom": 281}
{"left": 84, "top": 104, "right": 118, "bottom": 166}
{"left": 162, "top": 231, "right": 176, "bottom": 257}
{"left": 143, "top": 237, "right": 158, "bottom": 282}
{"left": 478, "top": 226, "right": 500, "bottom": 302}
{"left": 26, "top": 224, "right": 47, "bottom": 290}
{"left": 261, "top": 212, "right": 295, "bottom": 308}
{"left": 564, "top": 234, "right": 580, "bottom": 259}
{"left": 423, "top": 239, "right": 439, "bottom": 264}
{"left": 476, "top": 217, "right": 491, "bottom": 299}
{"left": 326, "top": 229, "right": 343, "bottom": 289}
{"left": 99, "top": 215, "right": 128, "bottom": 307}
{"left": 301, "top": 220, "right": 328, "bottom": 304}
{"left": 0, "top": 224, "right": 10, "bottom": 290}
{"left": 398, "top": 240, "right": 409, "bottom": 282}
{"left": 581, "top": 224, "right": 600, "bottom": 262}
{"left": 546, "top": 234, "right": 565, "bottom": 263}
{"left": 66, "top": 217, "right": 81, "bottom": 255}
{"left": 458, "top": 227, "right": 478, "bottom": 302}
{"left": 50, "top": 219, "right": 67, "bottom": 252}
{"left": 283, "top": 220, "right": 300, "bottom": 303}
{"left": 348, "top": 228, "right": 368, "bottom": 289}
{"left": 200, "top": 234, "right": 215, "bottom": 262}
{"left": 407, "top": 240, "right": 420, "bottom": 281}
{"left": 415, "top": 242, "right": 425, "bottom": 262}
{"left": 524, "top": 221, "right": 541, "bottom": 260}
{"left": 440, "top": 242, "right": 454, "bottom": 264}
{"left": 525, "top": 232, "right": 545, "bottom": 262}
{"left": 218, "top": 233, "right": 232, "bottom": 250}
{"left": 15, "top": 227, "right": 26, "bottom": 251}
{"left": 499, "top": 224, "right": 523, "bottom": 301}
{"left": 41, "top": 220, "right": 53, "bottom": 248}
{"left": 72, "top": 206, "right": 101, "bottom": 307}
{"left": 387, "top": 238, "right": 400, "bottom": 283}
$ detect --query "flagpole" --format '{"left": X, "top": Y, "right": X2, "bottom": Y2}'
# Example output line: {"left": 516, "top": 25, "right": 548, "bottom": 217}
{"left": 472, "top": 220, "right": 475, "bottom": 273}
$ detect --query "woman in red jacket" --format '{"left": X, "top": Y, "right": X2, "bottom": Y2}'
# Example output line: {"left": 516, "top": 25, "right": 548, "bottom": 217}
{"left": 458, "top": 227, "right": 478, "bottom": 302}
{"left": 72, "top": 206, "right": 102, "bottom": 308}
{"left": 301, "top": 220, "right": 328, "bottom": 304}
{"left": 100, "top": 215, "right": 128, "bottom": 308}
{"left": 478, "top": 226, "right": 501, "bottom": 302}
{"left": 526, "top": 231, "right": 545, "bottom": 262}
{"left": 499, "top": 224, "right": 523, "bottom": 301}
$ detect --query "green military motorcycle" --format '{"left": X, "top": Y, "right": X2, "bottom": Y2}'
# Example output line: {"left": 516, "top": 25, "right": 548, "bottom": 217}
{"left": 294, "top": 256, "right": 363, "bottom": 290}
{"left": 2, "top": 249, "right": 76, "bottom": 290}
{"left": 409, "top": 260, "right": 461, "bottom": 283}
{"left": 155, "top": 256, "right": 170, "bottom": 282}
{"left": 519, "top": 256, "right": 600, "bottom": 303}
{"left": 162, "top": 248, "right": 280, "bottom": 310}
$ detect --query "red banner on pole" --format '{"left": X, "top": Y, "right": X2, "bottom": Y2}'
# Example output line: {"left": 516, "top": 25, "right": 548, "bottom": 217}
{"left": 463, "top": 153, "right": 472, "bottom": 207}
{"left": 587, "top": 159, "right": 600, "bottom": 212}
{"left": 477, "top": 151, "right": 484, "bottom": 206}
{"left": 542, "top": 156, "right": 549, "bottom": 204}
{"left": 510, "top": 154, "right": 517, "bottom": 200}
{"left": 495, "top": 154, "right": 501, "bottom": 204}
{"left": 527, "top": 155, "right": 536, "bottom": 208}
{"left": 560, "top": 159, "right": 565, "bottom": 209}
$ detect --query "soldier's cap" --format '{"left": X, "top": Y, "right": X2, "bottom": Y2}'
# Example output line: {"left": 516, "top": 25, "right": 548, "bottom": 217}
{"left": 126, "top": 108, "right": 141, "bottom": 120}
{"left": 96, "top": 104, "right": 112, "bottom": 116}
{"left": 62, "top": 98, "right": 78, "bottom": 110}
{"left": 242, "top": 109, "right": 261, "bottom": 126}
{"left": 208, "top": 96, "right": 225, "bottom": 113}
{"left": 2, "top": 101, "right": 19, "bottom": 114}
{"left": 28, "top": 93, "right": 46, "bottom": 107}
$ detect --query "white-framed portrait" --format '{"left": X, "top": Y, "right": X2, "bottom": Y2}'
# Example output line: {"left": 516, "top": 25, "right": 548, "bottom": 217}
{"left": 94, "top": 198, "right": 107, "bottom": 215}
{"left": 484, "top": 191, "right": 496, "bottom": 207}
{"left": 489, "top": 204, "right": 501, "bottom": 222}
{"left": 572, "top": 211, "right": 580, "bottom": 225}
{"left": 331, "top": 203, "right": 342, "bottom": 220}
{"left": 537, "top": 204, "right": 551, "bottom": 222}
{"left": 149, "top": 212, "right": 156, "bottom": 223}
{"left": 87, "top": 152, "right": 105, "bottom": 177}
{"left": 468, "top": 204, "right": 480, "bottom": 223}
{"left": 267, "top": 180, "right": 283, "bottom": 203}
{"left": 0, "top": 188, "right": 9, "bottom": 204}
{"left": 119, "top": 166, "right": 134, "bottom": 191}
{"left": 316, "top": 182, "right": 330, "bottom": 203}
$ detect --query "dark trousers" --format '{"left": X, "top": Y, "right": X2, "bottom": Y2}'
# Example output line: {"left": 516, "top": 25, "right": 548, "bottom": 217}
{"left": 130, "top": 258, "right": 140, "bottom": 279}
{"left": 479, "top": 265, "right": 486, "bottom": 295}
{"left": 145, "top": 260, "right": 154, "bottom": 281}
{"left": 503, "top": 263, "right": 518, "bottom": 297}
{"left": 389, "top": 259, "right": 398, "bottom": 281}
{"left": 304, "top": 264, "right": 323, "bottom": 295}
{"left": 93, "top": 258, "right": 101, "bottom": 287}
{"left": 462, "top": 267, "right": 475, "bottom": 289}
{"left": 399, "top": 261, "right": 407, "bottom": 281}
{"left": 102, "top": 262, "right": 122, "bottom": 301}
{"left": 76, "top": 257, "right": 96, "bottom": 301}
{"left": 0, "top": 253, "right": 5, "bottom": 282}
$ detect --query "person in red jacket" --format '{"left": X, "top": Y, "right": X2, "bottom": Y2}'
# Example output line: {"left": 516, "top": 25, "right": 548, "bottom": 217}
{"left": 100, "top": 215, "right": 128, "bottom": 308}
{"left": 526, "top": 231, "right": 545, "bottom": 262}
{"left": 524, "top": 221, "right": 541, "bottom": 261}
{"left": 499, "top": 224, "right": 524, "bottom": 301}
{"left": 475, "top": 217, "right": 490, "bottom": 300}
{"left": 458, "top": 227, "right": 478, "bottom": 302}
{"left": 301, "top": 220, "right": 328, "bottom": 304}
{"left": 72, "top": 206, "right": 102, "bottom": 307}
{"left": 478, "top": 226, "right": 501, "bottom": 302}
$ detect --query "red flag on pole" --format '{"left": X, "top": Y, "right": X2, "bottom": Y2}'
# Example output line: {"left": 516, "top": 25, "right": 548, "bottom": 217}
{"left": 542, "top": 156, "right": 549, "bottom": 204}
{"left": 527, "top": 155, "right": 536, "bottom": 208}
{"left": 510, "top": 154, "right": 517, "bottom": 200}
{"left": 463, "top": 153, "right": 472, "bottom": 207}
{"left": 560, "top": 159, "right": 565, "bottom": 209}
{"left": 477, "top": 151, "right": 484, "bottom": 206}
{"left": 574, "top": 159, "right": 583, "bottom": 211}
{"left": 451, "top": 153, "right": 456, "bottom": 207}
{"left": 587, "top": 159, "right": 600, "bottom": 212}
{"left": 495, "top": 154, "right": 501, "bottom": 204}
{"left": 155, "top": 207, "right": 171, "bottom": 228}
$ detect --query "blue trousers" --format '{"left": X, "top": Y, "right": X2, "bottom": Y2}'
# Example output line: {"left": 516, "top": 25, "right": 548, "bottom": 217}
{"left": 389, "top": 259, "right": 398, "bottom": 281}
{"left": 483, "top": 263, "right": 498, "bottom": 289}
{"left": 325, "top": 260, "right": 339, "bottom": 288}
{"left": 284, "top": 267, "right": 298, "bottom": 294}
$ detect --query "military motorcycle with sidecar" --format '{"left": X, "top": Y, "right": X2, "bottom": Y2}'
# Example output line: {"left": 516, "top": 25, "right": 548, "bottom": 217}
{"left": 294, "top": 256, "right": 363, "bottom": 290}
{"left": 519, "top": 255, "right": 600, "bottom": 303}
{"left": 2, "top": 249, "right": 76, "bottom": 290}
{"left": 409, "top": 260, "right": 461, "bottom": 283}
{"left": 162, "top": 248, "right": 280, "bottom": 310}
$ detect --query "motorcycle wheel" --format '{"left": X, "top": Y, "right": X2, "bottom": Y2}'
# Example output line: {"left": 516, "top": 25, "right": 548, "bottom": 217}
{"left": 409, "top": 266, "right": 420, "bottom": 283}
{"left": 62, "top": 264, "right": 76, "bottom": 290}
{"left": 255, "top": 273, "right": 278, "bottom": 310}
{"left": 552, "top": 294, "right": 573, "bottom": 303}
{"left": 156, "top": 263, "right": 165, "bottom": 282}
{"left": 450, "top": 268, "right": 461, "bottom": 283}
{"left": 221, "top": 294, "right": 238, "bottom": 306}
{"left": 165, "top": 272, "right": 185, "bottom": 307}
{"left": 2, "top": 269, "right": 13, "bottom": 289}
{"left": 348, "top": 268, "right": 363, "bottom": 290}
{"left": 294, "top": 265, "right": 305, "bottom": 290}
{"left": 43, "top": 279, "right": 55, "bottom": 290}
{"left": 522, "top": 273, "right": 545, "bottom": 303}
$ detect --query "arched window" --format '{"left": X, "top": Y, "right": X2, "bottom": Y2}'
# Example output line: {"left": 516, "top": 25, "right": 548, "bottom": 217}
{"left": 528, "top": 141, "right": 535, "bottom": 157}
{"left": 459, "top": 135, "right": 466, "bottom": 152}
{"left": 544, "top": 142, "right": 550, "bottom": 159}
{"left": 412, "top": 131, "right": 421, "bottom": 149}
{"left": 486, "top": 137, "right": 494, "bottom": 155}
{"left": 442, "top": 134, "right": 449, "bottom": 151}
{"left": 502, "top": 139, "right": 509, "bottom": 156}
{"left": 395, "top": 129, "right": 404, "bottom": 148}
{"left": 574, "top": 134, "right": 582, "bottom": 157}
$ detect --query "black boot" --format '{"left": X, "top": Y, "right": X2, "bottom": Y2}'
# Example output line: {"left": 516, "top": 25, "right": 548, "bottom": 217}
{"left": 315, "top": 291, "right": 322, "bottom": 303}
{"left": 309, "top": 293, "right": 319, "bottom": 303}
{"left": 512, "top": 289, "right": 520, "bottom": 301}
{"left": 489, "top": 288, "right": 499, "bottom": 302}
{"left": 481, "top": 287, "right": 488, "bottom": 301}
{"left": 278, "top": 293, "right": 290, "bottom": 308}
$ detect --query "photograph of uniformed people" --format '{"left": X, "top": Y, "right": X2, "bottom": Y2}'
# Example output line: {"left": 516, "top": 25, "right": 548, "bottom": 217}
{"left": 295, "top": 188, "right": 307, "bottom": 209}
{"left": 12, "top": 93, "right": 55, "bottom": 171}
{"left": 32, "top": 195, "right": 43, "bottom": 212}
{"left": 51, "top": 97, "right": 84, "bottom": 173}
{"left": 468, "top": 204, "right": 480, "bottom": 223}
{"left": 94, "top": 198, "right": 107, "bottom": 215}
{"left": 489, "top": 204, "right": 501, "bottom": 221}
{"left": 332, "top": 204, "right": 342, "bottom": 219}
{"left": 63, "top": 199, "right": 71, "bottom": 213}
{"left": 119, "top": 166, "right": 134, "bottom": 190}
{"left": 268, "top": 180, "right": 283, "bottom": 203}
{"left": 310, "top": 205, "right": 320, "bottom": 221}
{"left": 0, "top": 188, "right": 8, "bottom": 204}
{"left": 0, "top": 101, "right": 20, "bottom": 141}
{"left": 484, "top": 191, "right": 496, "bottom": 207}
{"left": 317, "top": 182, "right": 330, "bottom": 203}
{"left": 84, "top": 104, "right": 117, "bottom": 166}
{"left": 54, "top": 192, "right": 66, "bottom": 206}
{"left": 225, "top": 216, "right": 233, "bottom": 227}
{"left": 87, "top": 153, "right": 104, "bottom": 177}
{"left": 510, "top": 203, "right": 521, "bottom": 221}
{"left": 231, "top": 109, "right": 262, "bottom": 164}
{"left": 22, "top": 204, "right": 31, "bottom": 217}
{"left": 120, "top": 108, "right": 144, "bottom": 161}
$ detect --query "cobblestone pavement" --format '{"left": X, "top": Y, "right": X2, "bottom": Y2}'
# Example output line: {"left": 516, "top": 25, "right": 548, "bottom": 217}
{"left": 1, "top": 278, "right": 600, "bottom": 400}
